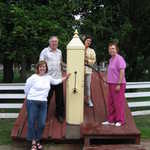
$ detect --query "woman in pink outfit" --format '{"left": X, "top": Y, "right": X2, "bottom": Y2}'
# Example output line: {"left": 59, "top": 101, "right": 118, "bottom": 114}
{"left": 102, "top": 41, "right": 126, "bottom": 127}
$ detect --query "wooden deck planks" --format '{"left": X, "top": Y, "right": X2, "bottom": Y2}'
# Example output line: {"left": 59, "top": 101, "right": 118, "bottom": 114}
{"left": 84, "top": 104, "right": 95, "bottom": 124}
{"left": 62, "top": 120, "right": 66, "bottom": 138}
{"left": 42, "top": 120, "right": 50, "bottom": 139}
{"left": 20, "top": 120, "right": 27, "bottom": 139}
{"left": 11, "top": 72, "right": 140, "bottom": 146}
{"left": 91, "top": 73, "right": 107, "bottom": 123}
{"left": 81, "top": 73, "right": 140, "bottom": 146}
{"left": 11, "top": 101, "right": 27, "bottom": 139}
{"left": 47, "top": 94, "right": 55, "bottom": 139}
{"left": 51, "top": 117, "right": 63, "bottom": 139}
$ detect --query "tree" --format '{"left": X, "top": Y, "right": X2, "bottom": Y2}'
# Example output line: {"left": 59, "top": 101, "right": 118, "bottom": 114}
{"left": 0, "top": 0, "right": 77, "bottom": 82}
{"left": 75, "top": 0, "right": 150, "bottom": 81}
{"left": 1, "top": 0, "right": 150, "bottom": 82}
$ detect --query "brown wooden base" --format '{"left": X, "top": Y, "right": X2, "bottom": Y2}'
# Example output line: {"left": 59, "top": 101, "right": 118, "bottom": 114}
{"left": 11, "top": 73, "right": 141, "bottom": 149}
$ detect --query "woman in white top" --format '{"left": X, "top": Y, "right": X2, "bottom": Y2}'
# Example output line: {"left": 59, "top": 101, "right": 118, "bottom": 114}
{"left": 24, "top": 60, "right": 70, "bottom": 150}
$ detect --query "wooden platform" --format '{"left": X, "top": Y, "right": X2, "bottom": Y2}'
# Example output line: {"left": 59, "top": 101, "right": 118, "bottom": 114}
{"left": 11, "top": 72, "right": 141, "bottom": 146}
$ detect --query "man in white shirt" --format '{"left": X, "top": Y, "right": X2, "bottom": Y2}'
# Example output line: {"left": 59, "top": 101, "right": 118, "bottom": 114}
{"left": 39, "top": 36, "right": 65, "bottom": 123}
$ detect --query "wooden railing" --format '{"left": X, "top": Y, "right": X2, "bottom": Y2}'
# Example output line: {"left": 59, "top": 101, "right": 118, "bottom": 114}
{"left": 0, "top": 83, "right": 24, "bottom": 118}
{"left": 0, "top": 82, "right": 150, "bottom": 118}
{"left": 126, "top": 82, "right": 150, "bottom": 116}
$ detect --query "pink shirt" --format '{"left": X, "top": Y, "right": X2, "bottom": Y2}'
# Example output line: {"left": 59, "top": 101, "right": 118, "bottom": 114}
{"left": 107, "top": 54, "right": 126, "bottom": 84}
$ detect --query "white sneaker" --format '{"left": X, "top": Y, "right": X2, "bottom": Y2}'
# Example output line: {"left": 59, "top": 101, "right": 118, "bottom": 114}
{"left": 88, "top": 100, "right": 94, "bottom": 107}
{"left": 102, "top": 121, "right": 115, "bottom": 125}
{"left": 115, "top": 122, "right": 122, "bottom": 127}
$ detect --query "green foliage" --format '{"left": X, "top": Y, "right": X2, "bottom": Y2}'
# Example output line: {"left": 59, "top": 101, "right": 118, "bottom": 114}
{"left": 0, "top": 0, "right": 77, "bottom": 82}
{"left": 78, "top": 0, "right": 150, "bottom": 81}
{"left": 0, "top": 0, "right": 150, "bottom": 81}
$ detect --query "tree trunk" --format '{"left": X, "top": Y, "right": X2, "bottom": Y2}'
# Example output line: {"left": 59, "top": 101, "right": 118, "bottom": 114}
{"left": 26, "top": 58, "right": 31, "bottom": 72}
{"left": 20, "top": 55, "right": 27, "bottom": 81}
{"left": 3, "top": 52, "right": 14, "bottom": 83}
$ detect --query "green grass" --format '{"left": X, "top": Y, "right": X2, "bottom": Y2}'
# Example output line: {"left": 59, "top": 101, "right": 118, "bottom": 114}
{"left": 131, "top": 106, "right": 150, "bottom": 112}
{"left": 128, "top": 95, "right": 150, "bottom": 138}
{"left": 134, "top": 115, "right": 150, "bottom": 138}
{"left": 0, "top": 109, "right": 20, "bottom": 113}
{"left": 127, "top": 97, "right": 150, "bottom": 102}
{"left": 0, "top": 119, "right": 15, "bottom": 145}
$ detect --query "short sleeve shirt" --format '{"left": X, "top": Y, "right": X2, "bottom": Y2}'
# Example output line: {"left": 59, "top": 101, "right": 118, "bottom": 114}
{"left": 107, "top": 54, "right": 126, "bottom": 84}
{"left": 39, "top": 47, "right": 62, "bottom": 79}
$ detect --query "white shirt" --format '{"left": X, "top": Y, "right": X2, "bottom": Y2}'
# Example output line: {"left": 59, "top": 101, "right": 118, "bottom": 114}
{"left": 39, "top": 47, "right": 62, "bottom": 79}
{"left": 24, "top": 74, "right": 62, "bottom": 101}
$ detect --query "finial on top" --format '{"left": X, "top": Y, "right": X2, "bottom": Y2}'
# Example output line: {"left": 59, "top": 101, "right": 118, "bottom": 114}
{"left": 73, "top": 29, "right": 79, "bottom": 38}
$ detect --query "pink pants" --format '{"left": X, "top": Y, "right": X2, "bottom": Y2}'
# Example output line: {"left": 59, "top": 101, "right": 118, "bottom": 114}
{"left": 107, "top": 83, "right": 126, "bottom": 124}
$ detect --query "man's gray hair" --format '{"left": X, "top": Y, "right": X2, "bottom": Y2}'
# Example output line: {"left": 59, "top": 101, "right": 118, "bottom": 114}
{"left": 48, "top": 36, "right": 59, "bottom": 44}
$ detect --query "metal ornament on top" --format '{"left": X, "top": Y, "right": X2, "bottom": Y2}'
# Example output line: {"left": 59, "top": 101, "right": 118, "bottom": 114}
{"left": 66, "top": 30, "right": 85, "bottom": 125}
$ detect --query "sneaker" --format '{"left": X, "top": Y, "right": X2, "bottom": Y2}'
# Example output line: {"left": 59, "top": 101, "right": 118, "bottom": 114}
{"left": 115, "top": 122, "right": 122, "bottom": 127}
{"left": 102, "top": 121, "right": 115, "bottom": 125}
{"left": 88, "top": 100, "right": 94, "bottom": 107}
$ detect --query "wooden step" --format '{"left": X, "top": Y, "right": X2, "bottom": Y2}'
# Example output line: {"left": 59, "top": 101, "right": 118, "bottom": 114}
{"left": 83, "top": 144, "right": 146, "bottom": 150}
